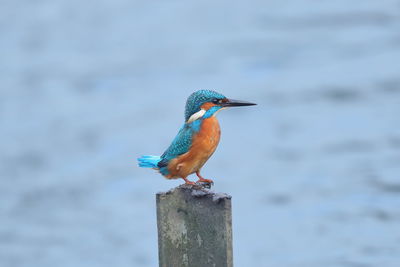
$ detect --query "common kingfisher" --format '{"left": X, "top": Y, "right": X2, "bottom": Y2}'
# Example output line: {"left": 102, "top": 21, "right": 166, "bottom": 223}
{"left": 138, "top": 90, "right": 256, "bottom": 185}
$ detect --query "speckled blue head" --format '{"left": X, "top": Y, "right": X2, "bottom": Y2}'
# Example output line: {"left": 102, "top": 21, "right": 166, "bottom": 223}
{"left": 184, "top": 90, "right": 226, "bottom": 121}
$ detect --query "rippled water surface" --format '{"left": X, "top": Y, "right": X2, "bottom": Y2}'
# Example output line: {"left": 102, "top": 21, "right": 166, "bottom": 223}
{"left": 1, "top": 1, "right": 400, "bottom": 266}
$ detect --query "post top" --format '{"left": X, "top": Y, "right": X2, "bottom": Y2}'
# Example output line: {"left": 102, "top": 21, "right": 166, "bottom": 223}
{"left": 156, "top": 183, "right": 232, "bottom": 203}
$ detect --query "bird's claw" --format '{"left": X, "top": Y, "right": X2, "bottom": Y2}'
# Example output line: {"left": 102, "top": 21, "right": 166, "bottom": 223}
{"left": 196, "top": 180, "right": 213, "bottom": 189}
{"left": 182, "top": 177, "right": 213, "bottom": 188}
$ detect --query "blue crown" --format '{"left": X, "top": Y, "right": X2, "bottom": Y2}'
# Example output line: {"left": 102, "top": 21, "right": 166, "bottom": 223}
{"left": 184, "top": 90, "right": 226, "bottom": 121}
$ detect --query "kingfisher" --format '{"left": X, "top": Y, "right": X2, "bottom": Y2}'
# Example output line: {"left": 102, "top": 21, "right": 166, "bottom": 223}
{"left": 138, "top": 90, "right": 256, "bottom": 185}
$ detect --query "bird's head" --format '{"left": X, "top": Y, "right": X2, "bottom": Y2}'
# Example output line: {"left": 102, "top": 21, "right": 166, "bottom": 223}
{"left": 185, "top": 90, "right": 256, "bottom": 123}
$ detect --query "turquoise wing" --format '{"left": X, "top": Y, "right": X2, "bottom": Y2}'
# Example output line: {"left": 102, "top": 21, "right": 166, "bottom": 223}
{"left": 158, "top": 120, "right": 201, "bottom": 172}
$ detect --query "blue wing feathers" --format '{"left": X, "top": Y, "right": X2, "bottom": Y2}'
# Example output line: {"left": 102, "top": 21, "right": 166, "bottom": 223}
{"left": 138, "top": 121, "right": 201, "bottom": 174}
{"left": 161, "top": 122, "right": 199, "bottom": 161}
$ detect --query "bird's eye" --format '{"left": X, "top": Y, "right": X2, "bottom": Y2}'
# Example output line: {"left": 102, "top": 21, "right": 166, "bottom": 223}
{"left": 212, "top": 99, "right": 221, "bottom": 104}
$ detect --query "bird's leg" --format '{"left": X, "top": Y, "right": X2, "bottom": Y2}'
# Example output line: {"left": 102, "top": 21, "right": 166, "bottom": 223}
{"left": 182, "top": 177, "right": 196, "bottom": 185}
{"left": 195, "top": 171, "right": 214, "bottom": 184}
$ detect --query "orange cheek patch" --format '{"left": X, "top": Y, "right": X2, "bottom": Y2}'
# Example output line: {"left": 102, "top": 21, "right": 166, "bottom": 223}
{"left": 201, "top": 102, "right": 216, "bottom": 110}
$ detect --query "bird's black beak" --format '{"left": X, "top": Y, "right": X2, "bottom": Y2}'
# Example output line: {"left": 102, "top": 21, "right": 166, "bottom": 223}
{"left": 221, "top": 98, "right": 257, "bottom": 107}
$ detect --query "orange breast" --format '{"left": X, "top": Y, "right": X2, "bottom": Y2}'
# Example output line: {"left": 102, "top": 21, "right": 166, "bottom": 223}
{"left": 166, "top": 117, "right": 221, "bottom": 179}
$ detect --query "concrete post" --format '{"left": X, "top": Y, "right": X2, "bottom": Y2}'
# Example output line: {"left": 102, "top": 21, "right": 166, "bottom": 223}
{"left": 156, "top": 184, "right": 233, "bottom": 267}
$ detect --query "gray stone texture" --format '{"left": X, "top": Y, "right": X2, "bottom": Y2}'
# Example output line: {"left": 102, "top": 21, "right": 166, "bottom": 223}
{"left": 156, "top": 185, "right": 232, "bottom": 267}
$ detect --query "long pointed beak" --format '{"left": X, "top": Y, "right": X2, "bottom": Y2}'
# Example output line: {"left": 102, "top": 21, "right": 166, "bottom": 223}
{"left": 221, "top": 98, "right": 257, "bottom": 107}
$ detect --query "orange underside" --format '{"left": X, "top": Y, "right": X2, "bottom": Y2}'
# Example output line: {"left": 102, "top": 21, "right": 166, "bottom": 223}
{"left": 165, "top": 116, "right": 221, "bottom": 179}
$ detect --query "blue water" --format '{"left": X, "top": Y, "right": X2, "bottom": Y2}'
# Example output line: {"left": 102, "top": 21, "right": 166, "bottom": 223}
{"left": 1, "top": 0, "right": 400, "bottom": 266}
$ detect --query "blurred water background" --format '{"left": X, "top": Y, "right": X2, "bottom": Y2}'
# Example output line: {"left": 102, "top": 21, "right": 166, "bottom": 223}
{"left": 1, "top": 0, "right": 400, "bottom": 266}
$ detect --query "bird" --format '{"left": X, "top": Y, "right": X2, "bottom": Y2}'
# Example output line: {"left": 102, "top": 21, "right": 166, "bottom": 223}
{"left": 138, "top": 90, "right": 256, "bottom": 185}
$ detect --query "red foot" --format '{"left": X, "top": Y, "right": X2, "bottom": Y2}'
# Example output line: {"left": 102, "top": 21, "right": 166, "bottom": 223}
{"left": 182, "top": 177, "right": 196, "bottom": 185}
{"left": 195, "top": 171, "right": 214, "bottom": 184}
{"left": 196, "top": 178, "right": 214, "bottom": 184}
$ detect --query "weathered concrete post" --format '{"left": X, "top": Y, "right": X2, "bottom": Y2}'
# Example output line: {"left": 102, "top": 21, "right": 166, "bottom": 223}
{"left": 156, "top": 184, "right": 233, "bottom": 267}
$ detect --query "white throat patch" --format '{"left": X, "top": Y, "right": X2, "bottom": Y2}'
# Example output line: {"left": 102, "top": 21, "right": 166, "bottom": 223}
{"left": 187, "top": 109, "right": 206, "bottom": 123}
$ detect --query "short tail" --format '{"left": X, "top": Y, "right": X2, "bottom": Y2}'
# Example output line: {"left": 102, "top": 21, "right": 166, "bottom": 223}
{"left": 137, "top": 155, "right": 161, "bottom": 168}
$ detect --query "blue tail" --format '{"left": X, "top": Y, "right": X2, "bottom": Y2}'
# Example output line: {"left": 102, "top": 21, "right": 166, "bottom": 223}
{"left": 138, "top": 155, "right": 161, "bottom": 168}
